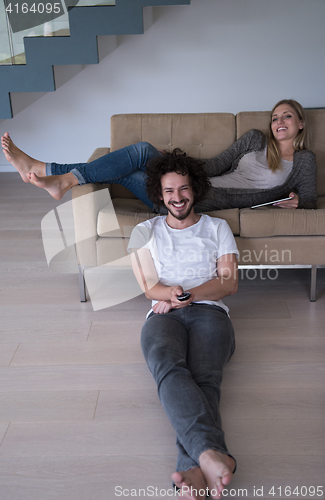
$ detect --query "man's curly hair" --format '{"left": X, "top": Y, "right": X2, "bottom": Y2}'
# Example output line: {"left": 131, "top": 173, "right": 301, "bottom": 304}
{"left": 145, "top": 148, "right": 211, "bottom": 206}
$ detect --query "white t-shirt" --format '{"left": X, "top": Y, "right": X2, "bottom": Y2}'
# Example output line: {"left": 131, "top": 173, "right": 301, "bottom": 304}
{"left": 210, "top": 147, "right": 293, "bottom": 189}
{"left": 127, "top": 214, "right": 239, "bottom": 315}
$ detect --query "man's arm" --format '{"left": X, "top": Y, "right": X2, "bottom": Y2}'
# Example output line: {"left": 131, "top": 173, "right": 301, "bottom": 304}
{"left": 187, "top": 253, "right": 238, "bottom": 301}
{"left": 130, "top": 248, "right": 194, "bottom": 308}
{"left": 131, "top": 248, "right": 237, "bottom": 309}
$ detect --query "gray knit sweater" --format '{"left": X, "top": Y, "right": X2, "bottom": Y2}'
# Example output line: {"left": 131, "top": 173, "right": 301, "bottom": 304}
{"left": 194, "top": 129, "right": 317, "bottom": 212}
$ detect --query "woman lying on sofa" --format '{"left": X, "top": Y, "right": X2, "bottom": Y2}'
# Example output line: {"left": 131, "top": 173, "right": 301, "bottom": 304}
{"left": 1, "top": 99, "right": 317, "bottom": 210}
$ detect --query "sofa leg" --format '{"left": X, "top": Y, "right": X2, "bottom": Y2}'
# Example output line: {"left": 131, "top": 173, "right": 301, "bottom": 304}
{"left": 310, "top": 265, "right": 317, "bottom": 302}
{"left": 78, "top": 266, "right": 87, "bottom": 302}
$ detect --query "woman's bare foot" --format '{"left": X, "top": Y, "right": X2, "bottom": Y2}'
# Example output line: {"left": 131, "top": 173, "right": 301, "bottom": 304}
{"left": 199, "top": 450, "right": 236, "bottom": 499}
{"left": 1, "top": 132, "right": 46, "bottom": 183}
{"left": 171, "top": 467, "right": 208, "bottom": 500}
{"left": 28, "top": 172, "right": 78, "bottom": 200}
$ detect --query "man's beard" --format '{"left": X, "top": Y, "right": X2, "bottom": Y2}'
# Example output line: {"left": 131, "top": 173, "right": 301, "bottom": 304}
{"left": 166, "top": 199, "right": 194, "bottom": 220}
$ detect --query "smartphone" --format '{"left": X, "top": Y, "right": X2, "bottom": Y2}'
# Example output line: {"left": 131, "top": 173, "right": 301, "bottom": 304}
{"left": 251, "top": 197, "right": 293, "bottom": 209}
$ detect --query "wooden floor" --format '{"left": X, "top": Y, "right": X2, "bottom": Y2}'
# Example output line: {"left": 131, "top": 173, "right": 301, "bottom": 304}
{"left": 0, "top": 173, "right": 324, "bottom": 500}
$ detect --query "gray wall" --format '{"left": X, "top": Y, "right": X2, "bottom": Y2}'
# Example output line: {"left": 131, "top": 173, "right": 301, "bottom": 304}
{"left": 1, "top": 0, "right": 325, "bottom": 171}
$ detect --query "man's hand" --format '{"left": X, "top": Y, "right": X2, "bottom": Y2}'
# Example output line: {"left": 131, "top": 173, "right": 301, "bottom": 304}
{"left": 152, "top": 287, "right": 194, "bottom": 314}
{"left": 152, "top": 300, "right": 172, "bottom": 314}
{"left": 274, "top": 192, "right": 299, "bottom": 208}
{"left": 170, "top": 286, "right": 194, "bottom": 309}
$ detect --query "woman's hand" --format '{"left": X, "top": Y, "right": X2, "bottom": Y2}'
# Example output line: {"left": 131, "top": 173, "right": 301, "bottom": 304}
{"left": 274, "top": 192, "right": 299, "bottom": 209}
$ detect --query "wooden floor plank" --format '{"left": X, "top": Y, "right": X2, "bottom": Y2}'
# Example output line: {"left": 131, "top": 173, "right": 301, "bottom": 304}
{"left": 0, "top": 419, "right": 176, "bottom": 457}
{"left": 0, "top": 391, "right": 99, "bottom": 422}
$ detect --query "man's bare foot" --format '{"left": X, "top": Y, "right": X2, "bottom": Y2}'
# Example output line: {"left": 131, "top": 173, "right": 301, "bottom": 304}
{"left": 29, "top": 172, "right": 78, "bottom": 200}
{"left": 171, "top": 467, "right": 208, "bottom": 500}
{"left": 1, "top": 132, "right": 46, "bottom": 183}
{"left": 199, "top": 450, "right": 236, "bottom": 499}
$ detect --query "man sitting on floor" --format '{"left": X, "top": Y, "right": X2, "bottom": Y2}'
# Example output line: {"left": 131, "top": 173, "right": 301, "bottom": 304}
{"left": 128, "top": 149, "right": 238, "bottom": 500}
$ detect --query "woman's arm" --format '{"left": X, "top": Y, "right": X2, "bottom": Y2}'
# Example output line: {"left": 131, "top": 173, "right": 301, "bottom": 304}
{"left": 203, "top": 129, "right": 266, "bottom": 177}
{"left": 290, "top": 150, "right": 318, "bottom": 209}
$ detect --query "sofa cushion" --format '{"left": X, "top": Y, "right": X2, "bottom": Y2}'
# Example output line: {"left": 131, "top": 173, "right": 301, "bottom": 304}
{"left": 98, "top": 199, "right": 240, "bottom": 238}
{"left": 235, "top": 235, "right": 325, "bottom": 265}
{"left": 111, "top": 113, "right": 236, "bottom": 157}
{"left": 97, "top": 198, "right": 156, "bottom": 237}
{"left": 204, "top": 209, "right": 239, "bottom": 235}
{"left": 239, "top": 206, "right": 325, "bottom": 237}
{"left": 317, "top": 196, "right": 325, "bottom": 209}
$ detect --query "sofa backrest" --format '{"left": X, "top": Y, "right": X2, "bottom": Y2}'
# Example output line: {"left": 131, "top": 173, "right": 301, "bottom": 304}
{"left": 110, "top": 113, "right": 235, "bottom": 199}
{"left": 237, "top": 109, "right": 325, "bottom": 197}
{"left": 110, "top": 109, "right": 325, "bottom": 199}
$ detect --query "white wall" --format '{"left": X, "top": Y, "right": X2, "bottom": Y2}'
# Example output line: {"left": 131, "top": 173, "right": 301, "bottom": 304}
{"left": 1, "top": 0, "right": 325, "bottom": 171}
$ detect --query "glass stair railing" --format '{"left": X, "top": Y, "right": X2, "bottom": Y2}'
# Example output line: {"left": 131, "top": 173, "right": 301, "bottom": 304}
{"left": 1, "top": 0, "right": 115, "bottom": 65}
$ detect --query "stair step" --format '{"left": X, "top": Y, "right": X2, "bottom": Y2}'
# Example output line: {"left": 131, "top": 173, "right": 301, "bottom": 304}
{"left": 0, "top": 0, "right": 190, "bottom": 118}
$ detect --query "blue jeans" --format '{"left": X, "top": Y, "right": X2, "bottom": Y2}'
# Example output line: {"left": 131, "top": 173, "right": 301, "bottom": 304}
{"left": 141, "top": 303, "right": 236, "bottom": 472}
{"left": 46, "top": 142, "right": 161, "bottom": 208}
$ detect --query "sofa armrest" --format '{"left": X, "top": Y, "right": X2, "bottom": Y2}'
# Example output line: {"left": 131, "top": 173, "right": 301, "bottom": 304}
{"left": 71, "top": 146, "right": 111, "bottom": 199}
{"left": 71, "top": 147, "right": 111, "bottom": 267}
{"left": 87, "top": 147, "right": 110, "bottom": 163}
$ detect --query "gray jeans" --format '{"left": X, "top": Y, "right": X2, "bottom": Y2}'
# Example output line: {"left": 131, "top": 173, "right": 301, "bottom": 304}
{"left": 141, "top": 303, "right": 236, "bottom": 472}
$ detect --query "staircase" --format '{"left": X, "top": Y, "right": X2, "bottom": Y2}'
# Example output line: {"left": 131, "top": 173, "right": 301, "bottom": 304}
{"left": 0, "top": 0, "right": 190, "bottom": 119}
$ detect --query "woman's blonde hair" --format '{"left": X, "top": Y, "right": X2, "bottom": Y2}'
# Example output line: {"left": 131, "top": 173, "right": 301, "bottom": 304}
{"left": 267, "top": 99, "right": 309, "bottom": 172}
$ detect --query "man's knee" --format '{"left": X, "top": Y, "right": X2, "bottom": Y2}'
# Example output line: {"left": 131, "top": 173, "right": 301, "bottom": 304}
{"left": 140, "top": 316, "right": 187, "bottom": 380}
{"left": 141, "top": 320, "right": 178, "bottom": 362}
{"left": 140, "top": 318, "right": 166, "bottom": 365}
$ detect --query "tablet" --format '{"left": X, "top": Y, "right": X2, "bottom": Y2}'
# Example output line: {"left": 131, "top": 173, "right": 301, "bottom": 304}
{"left": 251, "top": 197, "right": 293, "bottom": 209}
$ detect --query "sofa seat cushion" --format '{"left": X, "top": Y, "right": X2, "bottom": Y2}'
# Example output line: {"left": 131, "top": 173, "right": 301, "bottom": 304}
{"left": 317, "top": 196, "right": 325, "bottom": 209}
{"left": 203, "top": 208, "right": 239, "bottom": 235}
{"left": 97, "top": 198, "right": 156, "bottom": 237}
{"left": 239, "top": 206, "right": 325, "bottom": 237}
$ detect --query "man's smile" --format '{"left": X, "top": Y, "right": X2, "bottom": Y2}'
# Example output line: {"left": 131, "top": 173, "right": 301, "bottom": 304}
{"left": 169, "top": 200, "right": 188, "bottom": 209}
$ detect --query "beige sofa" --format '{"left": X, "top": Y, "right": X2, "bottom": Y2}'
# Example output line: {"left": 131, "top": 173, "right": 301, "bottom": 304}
{"left": 72, "top": 110, "right": 325, "bottom": 303}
